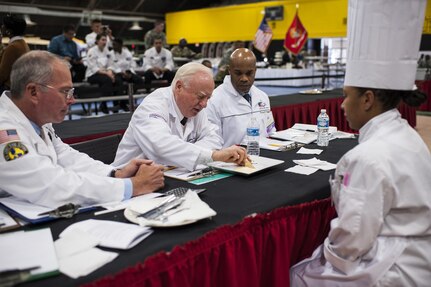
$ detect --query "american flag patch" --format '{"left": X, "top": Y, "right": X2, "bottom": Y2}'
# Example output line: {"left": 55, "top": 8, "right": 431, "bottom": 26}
{"left": 0, "top": 129, "right": 20, "bottom": 144}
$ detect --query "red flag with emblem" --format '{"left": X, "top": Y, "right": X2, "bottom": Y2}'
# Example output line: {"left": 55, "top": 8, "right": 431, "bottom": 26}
{"left": 284, "top": 11, "right": 308, "bottom": 55}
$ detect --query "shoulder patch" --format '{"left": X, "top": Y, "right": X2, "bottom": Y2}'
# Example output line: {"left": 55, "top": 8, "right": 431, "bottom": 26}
{"left": 0, "top": 129, "right": 20, "bottom": 144}
{"left": 3, "top": 142, "right": 29, "bottom": 161}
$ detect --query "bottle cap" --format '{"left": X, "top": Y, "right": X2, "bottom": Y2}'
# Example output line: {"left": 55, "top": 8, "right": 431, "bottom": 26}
{"left": 321, "top": 109, "right": 326, "bottom": 113}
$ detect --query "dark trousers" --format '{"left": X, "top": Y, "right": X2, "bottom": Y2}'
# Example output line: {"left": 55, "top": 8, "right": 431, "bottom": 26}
{"left": 143, "top": 70, "right": 174, "bottom": 85}
{"left": 71, "top": 63, "right": 86, "bottom": 83}
{"left": 87, "top": 73, "right": 124, "bottom": 113}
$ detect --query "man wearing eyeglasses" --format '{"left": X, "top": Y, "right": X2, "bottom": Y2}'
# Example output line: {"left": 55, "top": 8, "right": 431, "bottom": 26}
{"left": 0, "top": 50, "right": 165, "bottom": 208}
{"left": 113, "top": 62, "right": 248, "bottom": 171}
{"left": 48, "top": 24, "right": 86, "bottom": 82}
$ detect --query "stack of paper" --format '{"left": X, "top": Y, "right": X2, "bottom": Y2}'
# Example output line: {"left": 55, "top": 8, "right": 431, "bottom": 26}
{"left": 259, "top": 137, "right": 299, "bottom": 151}
{"left": 271, "top": 123, "right": 337, "bottom": 144}
{"left": 0, "top": 228, "right": 59, "bottom": 282}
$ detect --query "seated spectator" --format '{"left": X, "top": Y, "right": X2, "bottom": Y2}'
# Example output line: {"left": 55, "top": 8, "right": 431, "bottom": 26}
{"left": 214, "top": 40, "right": 244, "bottom": 83}
{"left": 85, "top": 34, "right": 123, "bottom": 114}
{"left": 85, "top": 19, "right": 114, "bottom": 49}
{"left": 171, "top": 38, "right": 201, "bottom": 59}
{"left": 144, "top": 20, "right": 167, "bottom": 51}
{"left": 0, "top": 14, "right": 30, "bottom": 94}
{"left": 142, "top": 36, "right": 174, "bottom": 86}
{"left": 48, "top": 24, "right": 86, "bottom": 82}
{"left": 111, "top": 38, "right": 144, "bottom": 111}
{"left": 201, "top": 59, "right": 212, "bottom": 69}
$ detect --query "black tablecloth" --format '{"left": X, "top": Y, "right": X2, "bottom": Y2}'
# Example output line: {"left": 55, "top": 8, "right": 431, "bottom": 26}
{"left": 22, "top": 138, "right": 357, "bottom": 286}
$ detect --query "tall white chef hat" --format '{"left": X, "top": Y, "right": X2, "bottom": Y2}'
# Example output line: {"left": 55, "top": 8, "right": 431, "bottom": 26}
{"left": 344, "top": 0, "right": 427, "bottom": 90}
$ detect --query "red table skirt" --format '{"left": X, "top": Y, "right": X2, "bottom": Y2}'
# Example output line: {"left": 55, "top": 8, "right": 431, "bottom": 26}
{"left": 84, "top": 198, "right": 336, "bottom": 287}
{"left": 416, "top": 80, "right": 431, "bottom": 112}
{"left": 271, "top": 97, "right": 417, "bottom": 132}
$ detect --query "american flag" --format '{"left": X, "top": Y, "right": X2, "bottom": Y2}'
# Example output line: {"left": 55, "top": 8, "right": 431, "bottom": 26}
{"left": 253, "top": 17, "right": 273, "bottom": 53}
{"left": 0, "top": 129, "right": 20, "bottom": 144}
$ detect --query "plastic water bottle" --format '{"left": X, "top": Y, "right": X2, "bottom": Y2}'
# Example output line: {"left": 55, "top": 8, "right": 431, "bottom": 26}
{"left": 317, "top": 109, "right": 330, "bottom": 146}
{"left": 246, "top": 116, "right": 260, "bottom": 156}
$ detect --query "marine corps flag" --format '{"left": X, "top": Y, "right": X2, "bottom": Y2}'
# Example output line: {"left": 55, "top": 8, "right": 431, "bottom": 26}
{"left": 284, "top": 11, "right": 308, "bottom": 55}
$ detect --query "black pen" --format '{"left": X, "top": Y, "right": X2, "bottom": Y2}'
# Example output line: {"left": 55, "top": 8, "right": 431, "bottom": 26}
{"left": 187, "top": 171, "right": 202, "bottom": 178}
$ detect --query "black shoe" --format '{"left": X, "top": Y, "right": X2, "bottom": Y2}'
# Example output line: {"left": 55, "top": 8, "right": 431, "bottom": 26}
{"left": 99, "top": 103, "right": 109, "bottom": 114}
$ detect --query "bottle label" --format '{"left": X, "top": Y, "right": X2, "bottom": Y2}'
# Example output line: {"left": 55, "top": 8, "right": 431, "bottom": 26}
{"left": 317, "top": 119, "right": 329, "bottom": 128}
{"left": 247, "top": 127, "right": 260, "bottom": 137}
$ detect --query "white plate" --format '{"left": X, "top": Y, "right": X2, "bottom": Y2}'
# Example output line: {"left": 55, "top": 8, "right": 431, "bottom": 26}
{"left": 299, "top": 89, "right": 323, "bottom": 95}
{"left": 124, "top": 207, "right": 198, "bottom": 227}
{"left": 207, "top": 155, "right": 284, "bottom": 175}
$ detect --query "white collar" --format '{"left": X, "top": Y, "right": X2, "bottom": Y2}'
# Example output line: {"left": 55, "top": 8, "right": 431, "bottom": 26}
{"left": 358, "top": 109, "right": 400, "bottom": 143}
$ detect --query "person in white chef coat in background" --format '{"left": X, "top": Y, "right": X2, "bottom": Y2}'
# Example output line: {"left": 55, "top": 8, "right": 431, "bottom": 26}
{"left": 206, "top": 48, "right": 276, "bottom": 147}
{"left": 290, "top": 0, "right": 431, "bottom": 286}
{"left": 0, "top": 51, "right": 164, "bottom": 208}
{"left": 113, "top": 62, "right": 248, "bottom": 171}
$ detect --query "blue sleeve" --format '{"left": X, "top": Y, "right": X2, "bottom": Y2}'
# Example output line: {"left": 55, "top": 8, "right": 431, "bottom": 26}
{"left": 123, "top": 178, "right": 133, "bottom": 200}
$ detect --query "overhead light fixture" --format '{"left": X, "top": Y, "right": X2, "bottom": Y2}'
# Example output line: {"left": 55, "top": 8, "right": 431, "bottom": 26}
{"left": 24, "top": 14, "right": 36, "bottom": 26}
{"left": 129, "top": 21, "right": 143, "bottom": 31}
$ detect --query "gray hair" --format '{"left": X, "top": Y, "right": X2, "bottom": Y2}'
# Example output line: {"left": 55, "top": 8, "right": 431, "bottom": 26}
{"left": 10, "top": 50, "right": 68, "bottom": 99}
{"left": 172, "top": 62, "right": 213, "bottom": 89}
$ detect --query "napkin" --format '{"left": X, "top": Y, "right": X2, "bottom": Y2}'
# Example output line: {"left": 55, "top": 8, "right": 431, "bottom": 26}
{"left": 129, "top": 191, "right": 216, "bottom": 227}
{"left": 293, "top": 157, "right": 337, "bottom": 171}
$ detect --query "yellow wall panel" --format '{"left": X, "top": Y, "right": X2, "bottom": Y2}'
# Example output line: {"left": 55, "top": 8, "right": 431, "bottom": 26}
{"left": 166, "top": 0, "right": 430, "bottom": 44}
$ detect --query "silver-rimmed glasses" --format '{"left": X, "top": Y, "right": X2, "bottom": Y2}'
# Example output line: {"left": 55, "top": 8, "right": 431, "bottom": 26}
{"left": 36, "top": 83, "right": 75, "bottom": 100}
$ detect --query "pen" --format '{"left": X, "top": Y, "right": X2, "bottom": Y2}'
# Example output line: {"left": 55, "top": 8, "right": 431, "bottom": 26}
{"left": 187, "top": 171, "right": 202, "bottom": 178}
{"left": 268, "top": 143, "right": 283, "bottom": 147}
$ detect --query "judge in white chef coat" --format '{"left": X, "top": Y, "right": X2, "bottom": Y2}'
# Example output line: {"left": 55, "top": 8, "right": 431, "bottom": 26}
{"left": 113, "top": 62, "right": 248, "bottom": 171}
{"left": 0, "top": 51, "right": 164, "bottom": 208}
{"left": 290, "top": 0, "right": 431, "bottom": 286}
{"left": 206, "top": 48, "right": 275, "bottom": 147}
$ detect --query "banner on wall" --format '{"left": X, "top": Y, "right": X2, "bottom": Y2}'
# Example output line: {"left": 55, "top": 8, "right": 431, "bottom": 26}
{"left": 284, "top": 11, "right": 308, "bottom": 55}
{"left": 253, "top": 16, "right": 273, "bottom": 53}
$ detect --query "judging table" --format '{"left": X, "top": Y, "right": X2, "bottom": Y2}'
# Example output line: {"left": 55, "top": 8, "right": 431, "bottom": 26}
{"left": 56, "top": 89, "right": 417, "bottom": 144}
{"left": 19, "top": 138, "right": 358, "bottom": 287}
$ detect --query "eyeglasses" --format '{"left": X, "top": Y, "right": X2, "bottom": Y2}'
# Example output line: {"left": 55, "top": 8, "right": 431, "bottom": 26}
{"left": 36, "top": 83, "right": 75, "bottom": 100}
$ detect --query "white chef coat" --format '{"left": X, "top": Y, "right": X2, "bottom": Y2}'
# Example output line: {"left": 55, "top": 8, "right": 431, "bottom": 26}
{"left": 85, "top": 32, "right": 112, "bottom": 49}
{"left": 291, "top": 109, "right": 431, "bottom": 286}
{"left": 142, "top": 47, "right": 174, "bottom": 78}
{"left": 111, "top": 47, "right": 137, "bottom": 74}
{"left": 206, "top": 76, "right": 276, "bottom": 147}
{"left": 113, "top": 87, "right": 222, "bottom": 171}
{"left": 0, "top": 92, "right": 125, "bottom": 208}
{"left": 85, "top": 45, "right": 114, "bottom": 79}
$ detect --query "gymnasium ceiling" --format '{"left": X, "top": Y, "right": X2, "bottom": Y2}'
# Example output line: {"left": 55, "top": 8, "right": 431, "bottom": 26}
{"left": 0, "top": 0, "right": 262, "bottom": 44}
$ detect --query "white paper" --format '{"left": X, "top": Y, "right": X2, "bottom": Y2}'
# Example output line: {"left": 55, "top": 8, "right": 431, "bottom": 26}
{"left": 291, "top": 123, "right": 337, "bottom": 133}
{"left": 55, "top": 229, "right": 100, "bottom": 259}
{"left": 259, "top": 137, "right": 297, "bottom": 151}
{"left": 0, "top": 228, "right": 58, "bottom": 276}
{"left": 163, "top": 164, "right": 208, "bottom": 181}
{"left": 293, "top": 157, "right": 337, "bottom": 171}
{"left": 297, "top": 147, "right": 323, "bottom": 155}
{"left": 0, "top": 197, "right": 52, "bottom": 221}
{"left": 0, "top": 208, "right": 20, "bottom": 229}
{"left": 96, "top": 192, "right": 160, "bottom": 216}
{"left": 285, "top": 165, "right": 318, "bottom": 175}
{"left": 207, "top": 155, "right": 284, "bottom": 175}
{"left": 60, "top": 219, "right": 153, "bottom": 250}
{"left": 271, "top": 124, "right": 338, "bottom": 144}
{"left": 58, "top": 248, "right": 118, "bottom": 279}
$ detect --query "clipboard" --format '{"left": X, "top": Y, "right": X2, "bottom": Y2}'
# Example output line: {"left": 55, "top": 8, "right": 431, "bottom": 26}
{"left": 0, "top": 197, "right": 96, "bottom": 224}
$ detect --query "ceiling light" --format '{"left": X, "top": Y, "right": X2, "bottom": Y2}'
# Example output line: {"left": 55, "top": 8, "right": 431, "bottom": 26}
{"left": 24, "top": 14, "right": 37, "bottom": 26}
{"left": 129, "top": 21, "right": 143, "bottom": 31}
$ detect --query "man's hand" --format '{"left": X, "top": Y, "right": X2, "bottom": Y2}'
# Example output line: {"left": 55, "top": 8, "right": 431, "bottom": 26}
{"left": 131, "top": 164, "right": 165, "bottom": 196}
{"left": 212, "top": 145, "right": 247, "bottom": 165}
{"left": 114, "top": 159, "right": 154, "bottom": 178}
